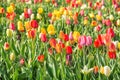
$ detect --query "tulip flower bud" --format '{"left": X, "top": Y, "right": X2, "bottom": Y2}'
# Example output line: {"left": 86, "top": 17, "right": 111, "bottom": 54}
{"left": 4, "top": 42, "right": 10, "bottom": 50}
{"left": 17, "top": 21, "right": 24, "bottom": 32}
{"left": 31, "top": 14, "right": 34, "bottom": 20}
{"left": 118, "top": 42, "right": 120, "bottom": 50}
{"left": 9, "top": 22, "right": 15, "bottom": 30}
{"left": 117, "top": 19, "right": 120, "bottom": 26}
{"left": 6, "top": 29, "right": 13, "bottom": 37}
{"left": 10, "top": 53, "right": 15, "bottom": 61}
{"left": 20, "top": 58, "right": 25, "bottom": 65}
{"left": 109, "top": 15, "right": 114, "bottom": 21}
{"left": 28, "top": 8, "right": 32, "bottom": 15}
{"left": 104, "top": 66, "right": 111, "bottom": 77}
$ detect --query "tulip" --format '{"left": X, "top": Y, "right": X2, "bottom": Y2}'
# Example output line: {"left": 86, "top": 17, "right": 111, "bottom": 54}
{"left": 47, "top": 24, "right": 56, "bottom": 35}
{"left": 7, "top": 6, "right": 14, "bottom": 13}
{"left": 104, "top": 66, "right": 111, "bottom": 77}
{"left": 20, "top": 58, "right": 25, "bottom": 65}
{"left": 73, "top": 31, "right": 80, "bottom": 42}
{"left": 89, "top": 13, "right": 94, "bottom": 18}
{"left": 55, "top": 43, "right": 62, "bottom": 53}
{"left": 106, "top": 28, "right": 115, "bottom": 38}
{"left": 27, "top": 29, "right": 36, "bottom": 39}
{"left": 66, "top": 54, "right": 72, "bottom": 65}
{"left": 78, "top": 35, "right": 86, "bottom": 46}
{"left": 94, "top": 25, "right": 101, "bottom": 32}
{"left": 0, "top": 7, "right": 4, "bottom": 14}
{"left": 40, "top": 28, "right": 46, "bottom": 34}
{"left": 69, "top": 32, "right": 73, "bottom": 41}
{"left": 9, "top": 22, "right": 15, "bottom": 31}
{"left": 93, "top": 66, "right": 99, "bottom": 74}
{"left": 105, "top": 19, "right": 111, "bottom": 26}
{"left": 108, "top": 51, "right": 116, "bottom": 59}
{"left": 66, "top": 46, "right": 72, "bottom": 55}
{"left": 59, "top": 31, "right": 64, "bottom": 39}
{"left": 49, "top": 38, "right": 57, "bottom": 48}
{"left": 37, "top": 7, "right": 43, "bottom": 14}
{"left": 24, "top": 11, "right": 29, "bottom": 19}
{"left": 25, "top": 21, "right": 31, "bottom": 31}
{"left": 66, "top": 19, "right": 71, "bottom": 25}
{"left": 63, "top": 34, "right": 69, "bottom": 42}
{"left": 100, "top": 66, "right": 104, "bottom": 74}
{"left": 4, "top": 42, "right": 10, "bottom": 50}
{"left": 6, "top": 29, "right": 13, "bottom": 37}
{"left": 86, "top": 36, "right": 92, "bottom": 46}
{"left": 96, "top": 14, "right": 102, "bottom": 21}
{"left": 118, "top": 42, "right": 120, "bottom": 50}
{"left": 80, "top": 10, "right": 84, "bottom": 16}
{"left": 28, "top": 8, "right": 32, "bottom": 15}
{"left": 10, "top": 53, "right": 15, "bottom": 61}
{"left": 30, "top": 14, "right": 34, "bottom": 20}
{"left": 39, "top": 33, "right": 47, "bottom": 42}
{"left": 17, "top": 21, "right": 24, "bottom": 32}
{"left": 117, "top": 19, "right": 120, "bottom": 26}
{"left": 91, "top": 21, "right": 97, "bottom": 27}
{"left": 30, "top": 20, "right": 38, "bottom": 28}
{"left": 109, "top": 15, "right": 114, "bottom": 21}
{"left": 37, "top": 55, "right": 44, "bottom": 62}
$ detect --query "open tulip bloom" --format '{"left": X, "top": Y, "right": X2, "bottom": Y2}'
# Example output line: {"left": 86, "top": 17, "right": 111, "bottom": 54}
{"left": 1, "top": 0, "right": 120, "bottom": 80}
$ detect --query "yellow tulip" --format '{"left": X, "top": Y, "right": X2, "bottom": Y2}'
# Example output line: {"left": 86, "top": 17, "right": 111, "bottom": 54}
{"left": 118, "top": 42, "right": 120, "bottom": 50}
{"left": 96, "top": 15, "right": 102, "bottom": 21}
{"left": 38, "top": 7, "right": 43, "bottom": 14}
{"left": 45, "top": 0, "right": 50, "bottom": 2}
{"left": 6, "top": 29, "right": 13, "bottom": 37}
{"left": 24, "top": 21, "right": 31, "bottom": 31}
{"left": 84, "top": 19, "right": 88, "bottom": 25}
{"left": 73, "top": 31, "right": 80, "bottom": 42}
{"left": 17, "top": 21, "right": 24, "bottom": 32}
{"left": 47, "top": 24, "right": 56, "bottom": 35}
{"left": 89, "top": 13, "right": 94, "bottom": 18}
{"left": 41, "top": 28, "right": 46, "bottom": 34}
{"left": 7, "top": 6, "right": 14, "bottom": 13}
{"left": 10, "top": 53, "right": 15, "bottom": 61}
{"left": 100, "top": 66, "right": 104, "bottom": 74}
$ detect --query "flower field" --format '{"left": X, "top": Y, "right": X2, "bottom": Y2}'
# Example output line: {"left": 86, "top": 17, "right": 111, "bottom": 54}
{"left": 1, "top": 0, "right": 120, "bottom": 80}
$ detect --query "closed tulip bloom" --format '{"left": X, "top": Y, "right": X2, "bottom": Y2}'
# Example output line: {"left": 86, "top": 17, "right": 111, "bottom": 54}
{"left": 47, "top": 24, "right": 56, "bottom": 35}
{"left": 104, "top": 66, "right": 111, "bottom": 77}
{"left": 30, "top": 20, "right": 38, "bottom": 28}
{"left": 0, "top": 7, "right": 4, "bottom": 14}
{"left": 108, "top": 42, "right": 116, "bottom": 52}
{"left": 17, "top": 21, "right": 24, "bottom": 32}
{"left": 78, "top": 35, "right": 87, "bottom": 46}
{"left": 105, "top": 19, "right": 111, "bottom": 26}
{"left": 59, "top": 31, "right": 64, "bottom": 39}
{"left": 106, "top": 28, "right": 115, "bottom": 38}
{"left": 4, "top": 42, "right": 10, "bottom": 50}
{"left": 96, "top": 14, "right": 102, "bottom": 21}
{"left": 40, "top": 28, "right": 46, "bottom": 34}
{"left": 6, "top": 29, "right": 13, "bottom": 37}
{"left": 25, "top": 21, "right": 31, "bottom": 31}
{"left": 27, "top": 29, "right": 36, "bottom": 39}
{"left": 30, "top": 14, "right": 34, "bottom": 20}
{"left": 37, "top": 55, "right": 44, "bottom": 62}
{"left": 91, "top": 21, "right": 97, "bottom": 27}
{"left": 80, "top": 10, "right": 84, "bottom": 16}
{"left": 69, "top": 32, "right": 73, "bottom": 41}
{"left": 28, "top": 8, "right": 32, "bottom": 15}
{"left": 7, "top": 6, "right": 14, "bottom": 13}
{"left": 39, "top": 33, "right": 47, "bottom": 42}
{"left": 38, "top": 7, "right": 43, "bottom": 14}
{"left": 66, "top": 46, "right": 72, "bottom": 54}
{"left": 9, "top": 22, "right": 15, "bottom": 30}
{"left": 108, "top": 51, "right": 116, "bottom": 59}
{"left": 63, "top": 34, "right": 69, "bottom": 42}
{"left": 73, "top": 31, "right": 80, "bottom": 42}
{"left": 100, "top": 66, "right": 104, "bottom": 74}
{"left": 86, "top": 36, "right": 92, "bottom": 46}
{"left": 10, "top": 53, "right": 15, "bottom": 61}
{"left": 66, "top": 19, "right": 71, "bottom": 25}
{"left": 93, "top": 66, "right": 99, "bottom": 74}
{"left": 117, "top": 19, "right": 120, "bottom": 26}
{"left": 118, "top": 42, "right": 120, "bottom": 50}
{"left": 109, "top": 15, "right": 114, "bottom": 21}
{"left": 55, "top": 43, "right": 62, "bottom": 53}
{"left": 49, "top": 38, "right": 57, "bottom": 48}
{"left": 20, "top": 58, "right": 25, "bottom": 65}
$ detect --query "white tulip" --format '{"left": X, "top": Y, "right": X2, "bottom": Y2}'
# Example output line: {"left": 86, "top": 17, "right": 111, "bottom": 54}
{"left": 104, "top": 66, "right": 111, "bottom": 77}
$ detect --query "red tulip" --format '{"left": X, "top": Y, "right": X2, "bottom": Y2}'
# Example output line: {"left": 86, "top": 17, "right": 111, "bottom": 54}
{"left": 66, "top": 46, "right": 72, "bottom": 54}
{"left": 94, "top": 35, "right": 103, "bottom": 48}
{"left": 37, "top": 55, "right": 44, "bottom": 62}
{"left": 24, "top": 11, "right": 29, "bottom": 19}
{"left": 48, "top": 12, "right": 52, "bottom": 18}
{"left": 63, "top": 34, "right": 69, "bottom": 42}
{"left": 105, "top": 19, "right": 111, "bottom": 27}
{"left": 106, "top": 28, "right": 115, "bottom": 38}
{"left": 66, "top": 0, "right": 71, "bottom": 4}
{"left": 108, "top": 42, "right": 116, "bottom": 52}
{"left": 30, "top": 20, "right": 38, "bottom": 28}
{"left": 4, "top": 42, "right": 10, "bottom": 50}
{"left": 108, "top": 51, "right": 116, "bottom": 59}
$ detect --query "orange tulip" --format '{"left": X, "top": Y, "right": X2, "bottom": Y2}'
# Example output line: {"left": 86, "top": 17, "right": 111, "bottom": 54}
{"left": 27, "top": 29, "right": 36, "bottom": 39}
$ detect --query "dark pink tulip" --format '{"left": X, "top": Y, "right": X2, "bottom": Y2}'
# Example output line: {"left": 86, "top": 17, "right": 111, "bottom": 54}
{"left": 9, "top": 23, "right": 15, "bottom": 30}
{"left": 105, "top": 19, "right": 111, "bottom": 26}
{"left": 66, "top": 19, "right": 71, "bottom": 25}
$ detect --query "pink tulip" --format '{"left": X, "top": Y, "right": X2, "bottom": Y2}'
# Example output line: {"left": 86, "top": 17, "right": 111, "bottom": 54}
{"left": 28, "top": 8, "right": 32, "bottom": 15}
{"left": 66, "top": 19, "right": 71, "bottom": 25}
{"left": 80, "top": 10, "right": 84, "bottom": 16}
{"left": 86, "top": 36, "right": 92, "bottom": 46}
{"left": 78, "top": 35, "right": 86, "bottom": 46}
{"left": 98, "top": 11, "right": 102, "bottom": 16}
{"left": 69, "top": 32, "right": 73, "bottom": 41}
{"left": 105, "top": 19, "right": 111, "bottom": 26}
